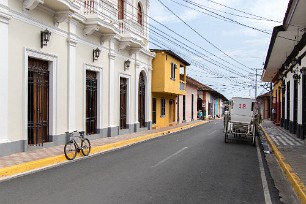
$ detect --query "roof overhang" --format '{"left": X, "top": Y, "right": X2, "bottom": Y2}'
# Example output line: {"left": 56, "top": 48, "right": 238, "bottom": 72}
{"left": 262, "top": 0, "right": 306, "bottom": 82}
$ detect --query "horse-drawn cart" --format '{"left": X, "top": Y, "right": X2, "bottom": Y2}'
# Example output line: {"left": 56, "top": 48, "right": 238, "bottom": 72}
{"left": 224, "top": 97, "right": 257, "bottom": 145}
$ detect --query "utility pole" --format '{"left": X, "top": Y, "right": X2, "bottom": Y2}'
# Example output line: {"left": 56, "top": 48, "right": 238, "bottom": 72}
{"left": 253, "top": 69, "right": 262, "bottom": 99}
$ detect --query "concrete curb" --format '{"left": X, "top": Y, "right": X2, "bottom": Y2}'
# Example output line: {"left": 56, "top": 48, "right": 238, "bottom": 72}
{"left": 260, "top": 125, "right": 306, "bottom": 204}
{"left": 0, "top": 120, "right": 207, "bottom": 180}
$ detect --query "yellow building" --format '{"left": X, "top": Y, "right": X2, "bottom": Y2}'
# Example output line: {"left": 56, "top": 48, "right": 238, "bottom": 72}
{"left": 150, "top": 49, "right": 190, "bottom": 128}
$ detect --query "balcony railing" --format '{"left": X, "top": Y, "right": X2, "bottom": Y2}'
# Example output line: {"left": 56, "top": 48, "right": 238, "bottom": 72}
{"left": 119, "top": 19, "right": 147, "bottom": 40}
{"left": 83, "top": 0, "right": 117, "bottom": 24}
{"left": 180, "top": 80, "right": 186, "bottom": 91}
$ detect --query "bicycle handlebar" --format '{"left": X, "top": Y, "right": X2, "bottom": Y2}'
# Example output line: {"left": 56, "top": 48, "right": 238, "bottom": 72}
{"left": 65, "top": 130, "right": 85, "bottom": 138}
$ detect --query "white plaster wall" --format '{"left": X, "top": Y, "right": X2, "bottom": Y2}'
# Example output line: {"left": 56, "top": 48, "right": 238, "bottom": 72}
{"left": 3, "top": 0, "right": 154, "bottom": 145}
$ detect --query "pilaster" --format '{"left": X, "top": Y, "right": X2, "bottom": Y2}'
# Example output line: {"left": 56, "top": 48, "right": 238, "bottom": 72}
{"left": 67, "top": 18, "right": 78, "bottom": 131}
{"left": 135, "top": 59, "right": 140, "bottom": 124}
{"left": 0, "top": 3, "right": 10, "bottom": 142}
{"left": 108, "top": 38, "right": 117, "bottom": 128}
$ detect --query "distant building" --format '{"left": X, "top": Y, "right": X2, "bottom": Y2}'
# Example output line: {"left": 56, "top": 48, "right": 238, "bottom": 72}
{"left": 150, "top": 49, "right": 189, "bottom": 128}
{"left": 177, "top": 75, "right": 198, "bottom": 123}
{"left": 257, "top": 92, "right": 271, "bottom": 120}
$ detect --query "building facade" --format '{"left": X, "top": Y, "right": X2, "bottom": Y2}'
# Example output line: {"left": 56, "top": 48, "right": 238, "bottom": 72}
{"left": 262, "top": 0, "right": 306, "bottom": 139}
{"left": 0, "top": 0, "right": 154, "bottom": 156}
{"left": 177, "top": 75, "right": 198, "bottom": 123}
{"left": 150, "top": 49, "right": 189, "bottom": 128}
{"left": 198, "top": 88, "right": 226, "bottom": 119}
{"left": 257, "top": 92, "right": 271, "bottom": 120}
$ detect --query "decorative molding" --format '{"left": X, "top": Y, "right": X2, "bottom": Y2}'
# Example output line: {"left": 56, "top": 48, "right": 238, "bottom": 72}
{"left": 0, "top": 9, "right": 11, "bottom": 24}
{"left": 83, "top": 25, "right": 99, "bottom": 36}
{"left": 108, "top": 51, "right": 117, "bottom": 59}
{"left": 100, "top": 34, "right": 115, "bottom": 45}
{"left": 135, "top": 62, "right": 141, "bottom": 69}
{"left": 129, "top": 48, "right": 141, "bottom": 56}
{"left": 24, "top": 48, "right": 58, "bottom": 137}
{"left": 23, "top": 0, "right": 44, "bottom": 11}
{"left": 54, "top": 11, "right": 72, "bottom": 27}
{"left": 119, "top": 42, "right": 130, "bottom": 50}
{"left": 67, "top": 37, "right": 78, "bottom": 47}
{"left": 84, "top": 63, "right": 103, "bottom": 71}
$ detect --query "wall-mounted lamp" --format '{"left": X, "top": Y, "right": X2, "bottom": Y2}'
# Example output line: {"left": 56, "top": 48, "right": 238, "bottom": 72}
{"left": 93, "top": 48, "right": 101, "bottom": 62}
{"left": 293, "top": 73, "right": 301, "bottom": 82}
{"left": 41, "top": 29, "right": 51, "bottom": 48}
{"left": 124, "top": 59, "right": 131, "bottom": 71}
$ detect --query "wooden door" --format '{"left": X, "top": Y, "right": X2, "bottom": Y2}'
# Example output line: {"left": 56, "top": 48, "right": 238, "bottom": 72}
{"left": 86, "top": 70, "right": 97, "bottom": 135}
{"left": 286, "top": 81, "right": 290, "bottom": 130}
{"left": 120, "top": 77, "right": 127, "bottom": 129}
{"left": 138, "top": 73, "right": 146, "bottom": 127}
{"left": 28, "top": 58, "right": 49, "bottom": 145}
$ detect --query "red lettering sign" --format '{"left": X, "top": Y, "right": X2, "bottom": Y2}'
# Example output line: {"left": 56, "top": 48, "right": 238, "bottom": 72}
{"left": 239, "top": 104, "right": 246, "bottom": 109}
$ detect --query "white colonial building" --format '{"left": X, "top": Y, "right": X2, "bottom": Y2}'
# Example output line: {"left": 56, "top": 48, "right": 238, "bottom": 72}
{"left": 0, "top": 0, "right": 154, "bottom": 156}
{"left": 262, "top": 0, "right": 306, "bottom": 140}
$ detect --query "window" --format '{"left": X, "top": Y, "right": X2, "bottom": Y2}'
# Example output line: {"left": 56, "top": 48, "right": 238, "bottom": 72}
{"left": 152, "top": 98, "right": 156, "bottom": 124}
{"left": 137, "top": 2, "right": 143, "bottom": 25}
{"left": 183, "top": 95, "right": 186, "bottom": 120}
{"left": 170, "top": 63, "right": 176, "bottom": 80}
{"left": 161, "top": 98, "right": 166, "bottom": 116}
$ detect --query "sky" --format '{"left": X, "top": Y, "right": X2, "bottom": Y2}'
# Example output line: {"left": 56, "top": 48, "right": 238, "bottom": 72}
{"left": 148, "top": 0, "right": 288, "bottom": 100}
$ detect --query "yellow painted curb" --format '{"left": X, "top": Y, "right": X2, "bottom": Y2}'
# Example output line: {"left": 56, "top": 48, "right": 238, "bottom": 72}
{"left": 0, "top": 121, "right": 207, "bottom": 179}
{"left": 260, "top": 125, "right": 306, "bottom": 204}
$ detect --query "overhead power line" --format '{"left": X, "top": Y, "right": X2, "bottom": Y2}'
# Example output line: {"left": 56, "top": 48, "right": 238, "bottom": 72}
{"left": 156, "top": 0, "right": 255, "bottom": 70}
{"left": 195, "top": 0, "right": 281, "bottom": 23}
{"left": 74, "top": 0, "right": 253, "bottom": 86}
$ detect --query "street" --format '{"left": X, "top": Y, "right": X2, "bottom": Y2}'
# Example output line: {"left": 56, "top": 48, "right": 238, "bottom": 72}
{"left": 0, "top": 120, "right": 280, "bottom": 204}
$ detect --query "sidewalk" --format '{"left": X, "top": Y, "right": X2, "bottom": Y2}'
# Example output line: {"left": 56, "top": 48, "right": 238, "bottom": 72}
{"left": 0, "top": 120, "right": 208, "bottom": 180}
{"left": 261, "top": 120, "right": 306, "bottom": 204}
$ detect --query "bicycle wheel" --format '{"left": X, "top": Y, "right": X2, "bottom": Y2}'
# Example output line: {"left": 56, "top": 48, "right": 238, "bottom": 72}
{"left": 81, "top": 138, "right": 91, "bottom": 156}
{"left": 64, "top": 140, "right": 77, "bottom": 160}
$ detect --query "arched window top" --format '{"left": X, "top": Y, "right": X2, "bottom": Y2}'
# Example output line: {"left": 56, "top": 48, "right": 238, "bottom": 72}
{"left": 137, "top": 2, "right": 143, "bottom": 25}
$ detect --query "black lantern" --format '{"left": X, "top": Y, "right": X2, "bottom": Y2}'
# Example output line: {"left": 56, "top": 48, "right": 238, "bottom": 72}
{"left": 41, "top": 29, "right": 51, "bottom": 48}
{"left": 293, "top": 73, "right": 301, "bottom": 81}
{"left": 93, "top": 48, "right": 101, "bottom": 62}
{"left": 124, "top": 59, "right": 131, "bottom": 71}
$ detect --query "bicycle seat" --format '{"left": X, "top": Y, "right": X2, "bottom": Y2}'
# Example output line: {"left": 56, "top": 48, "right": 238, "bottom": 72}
{"left": 79, "top": 131, "right": 85, "bottom": 135}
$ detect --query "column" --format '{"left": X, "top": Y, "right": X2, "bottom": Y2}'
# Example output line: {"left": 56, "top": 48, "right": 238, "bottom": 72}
{"left": 67, "top": 19, "right": 78, "bottom": 131}
{"left": 146, "top": 67, "right": 152, "bottom": 129}
{"left": 0, "top": 1, "right": 10, "bottom": 142}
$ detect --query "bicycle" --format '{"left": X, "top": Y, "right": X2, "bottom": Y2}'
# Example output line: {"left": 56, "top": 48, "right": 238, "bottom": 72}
{"left": 64, "top": 130, "right": 91, "bottom": 160}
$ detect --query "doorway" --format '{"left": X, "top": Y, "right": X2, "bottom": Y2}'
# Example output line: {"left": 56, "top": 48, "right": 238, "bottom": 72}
{"left": 28, "top": 58, "right": 49, "bottom": 145}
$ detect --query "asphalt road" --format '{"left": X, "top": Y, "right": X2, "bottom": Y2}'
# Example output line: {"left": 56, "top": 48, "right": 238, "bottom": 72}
{"left": 0, "top": 120, "right": 279, "bottom": 204}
